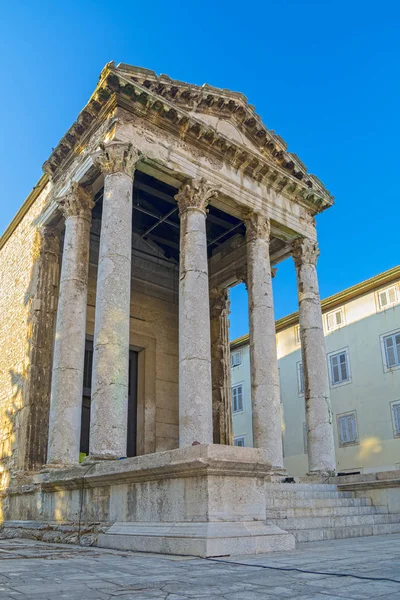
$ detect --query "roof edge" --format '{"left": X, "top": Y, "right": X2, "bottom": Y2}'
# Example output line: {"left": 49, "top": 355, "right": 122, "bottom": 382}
{"left": 230, "top": 265, "right": 400, "bottom": 349}
{"left": 0, "top": 175, "right": 49, "bottom": 251}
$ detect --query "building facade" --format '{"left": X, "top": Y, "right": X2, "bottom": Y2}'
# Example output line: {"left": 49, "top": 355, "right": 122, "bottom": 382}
{"left": 231, "top": 266, "right": 400, "bottom": 475}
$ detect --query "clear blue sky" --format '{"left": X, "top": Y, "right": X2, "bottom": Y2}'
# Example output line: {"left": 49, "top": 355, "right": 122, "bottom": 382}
{"left": 1, "top": 1, "right": 398, "bottom": 340}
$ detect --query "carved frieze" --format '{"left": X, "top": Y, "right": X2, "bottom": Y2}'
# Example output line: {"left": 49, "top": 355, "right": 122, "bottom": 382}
{"left": 42, "top": 63, "right": 334, "bottom": 214}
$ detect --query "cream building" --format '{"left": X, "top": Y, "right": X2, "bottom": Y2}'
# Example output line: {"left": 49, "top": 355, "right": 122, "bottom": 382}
{"left": 231, "top": 266, "right": 400, "bottom": 475}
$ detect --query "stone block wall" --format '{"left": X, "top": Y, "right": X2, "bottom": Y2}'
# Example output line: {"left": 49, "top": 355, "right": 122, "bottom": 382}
{"left": 0, "top": 182, "right": 56, "bottom": 484}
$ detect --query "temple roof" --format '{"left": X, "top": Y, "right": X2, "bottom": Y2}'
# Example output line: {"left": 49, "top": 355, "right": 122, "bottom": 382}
{"left": 43, "top": 62, "right": 334, "bottom": 214}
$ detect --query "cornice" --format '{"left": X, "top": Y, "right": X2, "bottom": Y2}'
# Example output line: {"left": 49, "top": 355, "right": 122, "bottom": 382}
{"left": 230, "top": 265, "right": 400, "bottom": 348}
{"left": 42, "top": 63, "right": 334, "bottom": 215}
{"left": 0, "top": 174, "right": 49, "bottom": 251}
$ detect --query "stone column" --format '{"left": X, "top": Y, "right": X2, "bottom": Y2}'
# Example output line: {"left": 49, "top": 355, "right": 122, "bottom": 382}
{"left": 210, "top": 287, "right": 233, "bottom": 445}
{"left": 292, "top": 238, "right": 336, "bottom": 475}
{"left": 46, "top": 184, "right": 94, "bottom": 467}
{"left": 245, "top": 213, "right": 283, "bottom": 469}
{"left": 175, "top": 178, "right": 218, "bottom": 447}
{"left": 22, "top": 226, "right": 61, "bottom": 471}
{"left": 89, "top": 141, "right": 139, "bottom": 460}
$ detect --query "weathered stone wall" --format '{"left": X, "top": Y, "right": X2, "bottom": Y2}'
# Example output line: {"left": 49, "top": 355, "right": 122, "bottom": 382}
{"left": 0, "top": 183, "right": 55, "bottom": 485}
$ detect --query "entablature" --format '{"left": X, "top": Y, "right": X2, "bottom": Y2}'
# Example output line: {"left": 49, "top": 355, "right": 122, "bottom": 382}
{"left": 42, "top": 63, "right": 333, "bottom": 221}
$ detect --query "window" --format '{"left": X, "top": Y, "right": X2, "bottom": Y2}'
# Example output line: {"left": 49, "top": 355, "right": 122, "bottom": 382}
{"left": 378, "top": 286, "right": 398, "bottom": 310}
{"left": 338, "top": 412, "right": 358, "bottom": 446}
{"left": 391, "top": 401, "right": 400, "bottom": 437}
{"left": 382, "top": 331, "right": 400, "bottom": 369}
{"left": 234, "top": 436, "right": 245, "bottom": 447}
{"left": 326, "top": 308, "right": 344, "bottom": 331}
{"left": 294, "top": 325, "right": 301, "bottom": 345}
{"left": 232, "top": 383, "right": 244, "bottom": 413}
{"left": 303, "top": 422, "right": 308, "bottom": 454}
{"left": 231, "top": 350, "right": 242, "bottom": 368}
{"left": 297, "top": 362, "right": 305, "bottom": 395}
{"left": 329, "top": 349, "right": 351, "bottom": 386}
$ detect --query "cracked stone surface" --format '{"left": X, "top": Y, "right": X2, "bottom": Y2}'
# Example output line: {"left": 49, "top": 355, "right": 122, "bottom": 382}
{"left": 293, "top": 238, "right": 336, "bottom": 475}
{"left": 178, "top": 205, "right": 213, "bottom": 447}
{"left": 1, "top": 534, "right": 400, "bottom": 599}
{"left": 245, "top": 214, "right": 283, "bottom": 469}
{"left": 90, "top": 170, "right": 134, "bottom": 459}
{"left": 47, "top": 187, "right": 93, "bottom": 466}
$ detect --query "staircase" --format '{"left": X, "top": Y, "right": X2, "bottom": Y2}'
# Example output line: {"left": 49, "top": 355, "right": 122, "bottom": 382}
{"left": 266, "top": 483, "right": 400, "bottom": 543}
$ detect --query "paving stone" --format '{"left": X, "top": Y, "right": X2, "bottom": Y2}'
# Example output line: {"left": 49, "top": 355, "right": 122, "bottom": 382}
{"left": 0, "top": 535, "right": 398, "bottom": 599}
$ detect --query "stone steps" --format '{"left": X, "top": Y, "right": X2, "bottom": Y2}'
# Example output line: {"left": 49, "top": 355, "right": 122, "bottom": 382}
{"left": 268, "top": 513, "right": 400, "bottom": 530}
{"left": 294, "top": 522, "right": 400, "bottom": 543}
{"left": 265, "top": 497, "right": 373, "bottom": 509}
{"left": 266, "top": 490, "right": 354, "bottom": 499}
{"left": 266, "top": 505, "right": 388, "bottom": 518}
{"left": 265, "top": 482, "right": 400, "bottom": 544}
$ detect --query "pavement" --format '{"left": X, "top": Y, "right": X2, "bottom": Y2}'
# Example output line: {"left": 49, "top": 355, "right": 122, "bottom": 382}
{"left": 0, "top": 534, "right": 399, "bottom": 599}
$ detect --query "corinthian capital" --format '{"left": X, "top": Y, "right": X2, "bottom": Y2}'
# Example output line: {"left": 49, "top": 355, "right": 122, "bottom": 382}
{"left": 244, "top": 212, "right": 270, "bottom": 242}
{"left": 175, "top": 178, "right": 219, "bottom": 215}
{"left": 209, "top": 287, "right": 230, "bottom": 319}
{"left": 56, "top": 183, "right": 94, "bottom": 219}
{"left": 92, "top": 141, "right": 140, "bottom": 177}
{"left": 292, "top": 237, "right": 319, "bottom": 267}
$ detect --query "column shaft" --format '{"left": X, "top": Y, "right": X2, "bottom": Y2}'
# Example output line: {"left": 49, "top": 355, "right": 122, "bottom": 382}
{"left": 210, "top": 287, "right": 233, "bottom": 445}
{"left": 293, "top": 238, "right": 336, "bottom": 475}
{"left": 176, "top": 179, "right": 217, "bottom": 447}
{"left": 47, "top": 184, "right": 93, "bottom": 466}
{"left": 90, "top": 173, "right": 133, "bottom": 459}
{"left": 246, "top": 214, "right": 283, "bottom": 469}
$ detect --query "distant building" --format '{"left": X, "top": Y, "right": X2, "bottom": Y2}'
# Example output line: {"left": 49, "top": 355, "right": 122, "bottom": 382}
{"left": 231, "top": 266, "right": 400, "bottom": 475}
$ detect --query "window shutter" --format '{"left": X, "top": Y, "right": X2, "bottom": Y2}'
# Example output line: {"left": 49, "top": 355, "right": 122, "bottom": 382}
{"left": 379, "top": 290, "right": 389, "bottom": 308}
{"left": 349, "top": 414, "right": 357, "bottom": 442}
{"left": 393, "top": 404, "right": 400, "bottom": 435}
{"left": 340, "top": 353, "right": 348, "bottom": 381}
{"left": 237, "top": 385, "right": 243, "bottom": 411}
{"left": 339, "top": 417, "right": 347, "bottom": 443}
{"left": 395, "top": 334, "right": 400, "bottom": 365}
{"left": 385, "top": 336, "right": 396, "bottom": 367}
{"left": 331, "top": 355, "right": 340, "bottom": 383}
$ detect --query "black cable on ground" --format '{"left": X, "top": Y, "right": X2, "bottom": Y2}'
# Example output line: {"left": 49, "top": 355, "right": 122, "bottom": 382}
{"left": 205, "top": 557, "right": 400, "bottom": 585}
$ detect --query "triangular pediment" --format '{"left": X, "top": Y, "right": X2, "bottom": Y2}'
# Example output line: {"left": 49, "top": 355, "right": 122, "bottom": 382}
{"left": 115, "top": 63, "right": 269, "bottom": 155}
{"left": 43, "top": 62, "right": 334, "bottom": 213}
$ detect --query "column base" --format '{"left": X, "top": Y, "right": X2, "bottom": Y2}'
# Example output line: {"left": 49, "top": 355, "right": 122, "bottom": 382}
{"left": 83, "top": 453, "right": 127, "bottom": 464}
{"left": 6, "top": 445, "right": 296, "bottom": 557}
{"left": 306, "top": 470, "right": 336, "bottom": 480}
{"left": 41, "top": 463, "right": 78, "bottom": 472}
{"left": 98, "top": 521, "right": 294, "bottom": 557}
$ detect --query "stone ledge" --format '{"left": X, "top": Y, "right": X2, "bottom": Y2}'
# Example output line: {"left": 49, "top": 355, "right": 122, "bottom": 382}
{"left": 35, "top": 444, "right": 272, "bottom": 492}
{"left": 330, "top": 470, "right": 400, "bottom": 491}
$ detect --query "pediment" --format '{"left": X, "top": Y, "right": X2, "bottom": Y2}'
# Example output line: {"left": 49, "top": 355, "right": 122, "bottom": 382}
{"left": 42, "top": 62, "right": 334, "bottom": 214}
{"left": 187, "top": 113, "right": 262, "bottom": 155}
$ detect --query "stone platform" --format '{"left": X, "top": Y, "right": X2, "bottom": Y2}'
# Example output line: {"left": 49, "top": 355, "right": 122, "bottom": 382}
{"left": 1, "top": 445, "right": 295, "bottom": 557}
